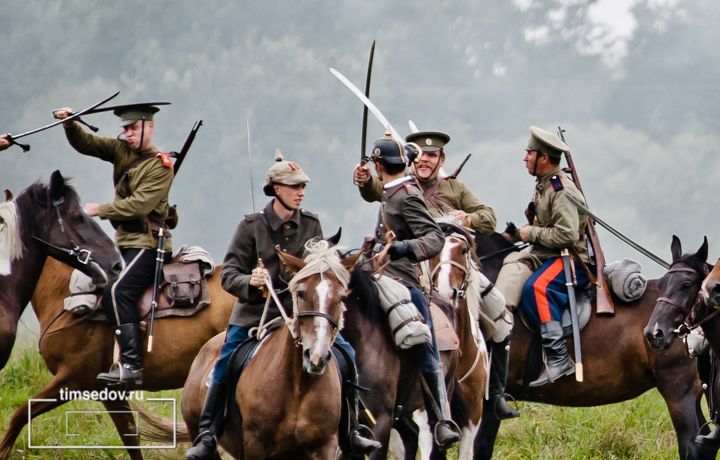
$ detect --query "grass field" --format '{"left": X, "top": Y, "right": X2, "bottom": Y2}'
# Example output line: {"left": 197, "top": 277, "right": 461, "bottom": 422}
{"left": 0, "top": 345, "right": 689, "bottom": 459}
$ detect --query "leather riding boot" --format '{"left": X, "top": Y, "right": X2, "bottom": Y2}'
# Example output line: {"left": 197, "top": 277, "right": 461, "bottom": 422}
{"left": 343, "top": 357, "right": 381, "bottom": 455}
{"left": 489, "top": 339, "right": 520, "bottom": 419}
{"left": 696, "top": 425, "right": 720, "bottom": 447}
{"left": 423, "top": 370, "right": 461, "bottom": 448}
{"left": 185, "top": 379, "right": 228, "bottom": 460}
{"left": 97, "top": 323, "right": 144, "bottom": 387}
{"left": 529, "top": 321, "right": 574, "bottom": 387}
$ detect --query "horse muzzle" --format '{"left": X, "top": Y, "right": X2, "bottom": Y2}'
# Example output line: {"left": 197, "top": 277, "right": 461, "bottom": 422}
{"left": 643, "top": 324, "right": 673, "bottom": 350}
{"left": 302, "top": 346, "right": 332, "bottom": 375}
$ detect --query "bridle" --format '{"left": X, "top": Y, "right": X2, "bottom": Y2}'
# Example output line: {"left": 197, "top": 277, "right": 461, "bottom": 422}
{"left": 656, "top": 264, "right": 718, "bottom": 337}
{"left": 31, "top": 196, "right": 95, "bottom": 265}
{"left": 430, "top": 233, "right": 472, "bottom": 300}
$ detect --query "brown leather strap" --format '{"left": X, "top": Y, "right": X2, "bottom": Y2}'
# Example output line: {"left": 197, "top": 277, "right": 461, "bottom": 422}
{"left": 569, "top": 246, "right": 596, "bottom": 285}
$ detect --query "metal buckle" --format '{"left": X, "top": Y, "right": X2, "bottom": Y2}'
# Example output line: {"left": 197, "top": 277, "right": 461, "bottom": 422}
{"left": 76, "top": 248, "right": 91, "bottom": 265}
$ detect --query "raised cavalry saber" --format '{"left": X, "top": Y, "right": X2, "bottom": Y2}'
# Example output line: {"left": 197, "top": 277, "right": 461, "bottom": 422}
{"left": 360, "top": 41, "right": 375, "bottom": 165}
{"left": 329, "top": 67, "right": 403, "bottom": 145}
{"left": 561, "top": 248, "right": 583, "bottom": 382}
{"left": 6, "top": 91, "right": 120, "bottom": 152}
{"left": 246, "top": 118, "right": 268, "bottom": 299}
{"left": 565, "top": 193, "right": 670, "bottom": 269}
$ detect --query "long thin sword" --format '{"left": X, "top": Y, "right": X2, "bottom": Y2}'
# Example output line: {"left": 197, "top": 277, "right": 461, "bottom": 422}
{"left": 329, "top": 67, "right": 403, "bottom": 145}
{"left": 7, "top": 91, "right": 120, "bottom": 152}
{"left": 360, "top": 41, "right": 375, "bottom": 165}
{"left": 246, "top": 118, "right": 267, "bottom": 298}
{"left": 565, "top": 193, "right": 670, "bottom": 269}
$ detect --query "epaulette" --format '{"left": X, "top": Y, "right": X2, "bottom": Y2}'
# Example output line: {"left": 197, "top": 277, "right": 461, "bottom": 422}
{"left": 244, "top": 212, "right": 261, "bottom": 222}
{"left": 156, "top": 152, "right": 172, "bottom": 168}
{"left": 549, "top": 175, "right": 564, "bottom": 192}
{"left": 300, "top": 208, "right": 319, "bottom": 221}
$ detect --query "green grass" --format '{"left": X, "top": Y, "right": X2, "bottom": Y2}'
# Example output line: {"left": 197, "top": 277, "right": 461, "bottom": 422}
{"left": 0, "top": 346, "right": 689, "bottom": 459}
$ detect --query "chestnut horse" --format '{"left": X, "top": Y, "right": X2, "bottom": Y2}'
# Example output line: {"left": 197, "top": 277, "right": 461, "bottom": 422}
{"left": 181, "top": 240, "right": 357, "bottom": 459}
{"left": 475, "top": 233, "right": 712, "bottom": 460}
{"left": 0, "top": 170, "right": 122, "bottom": 370}
{"left": 0, "top": 183, "right": 236, "bottom": 458}
{"left": 426, "top": 222, "right": 489, "bottom": 460}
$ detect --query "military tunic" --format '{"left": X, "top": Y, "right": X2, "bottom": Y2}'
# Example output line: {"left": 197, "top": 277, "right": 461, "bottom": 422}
{"left": 375, "top": 177, "right": 445, "bottom": 290}
{"left": 222, "top": 200, "right": 323, "bottom": 327}
{"left": 519, "top": 166, "right": 590, "bottom": 324}
{"left": 360, "top": 175, "right": 496, "bottom": 235}
{"left": 64, "top": 122, "right": 174, "bottom": 251}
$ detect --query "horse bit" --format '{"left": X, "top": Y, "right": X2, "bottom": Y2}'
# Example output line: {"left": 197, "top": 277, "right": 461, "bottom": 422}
{"left": 31, "top": 197, "right": 95, "bottom": 265}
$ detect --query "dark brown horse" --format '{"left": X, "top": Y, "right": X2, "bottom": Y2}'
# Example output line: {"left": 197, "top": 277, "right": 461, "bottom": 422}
{"left": 0, "top": 170, "right": 122, "bottom": 370}
{"left": 0, "top": 177, "right": 237, "bottom": 458}
{"left": 476, "top": 233, "right": 713, "bottom": 460}
{"left": 181, "top": 240, "right": 358, "bottom": 459}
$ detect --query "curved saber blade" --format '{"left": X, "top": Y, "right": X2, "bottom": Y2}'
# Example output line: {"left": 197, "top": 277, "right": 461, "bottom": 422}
{"left": 408, "top": 120, "right": 419, "bottom": 133}
{"left": 9, "top": 91, "right": 120, "bottom": 142}
{"left": 329, "top": 67, "right": 403, "bottom": 144}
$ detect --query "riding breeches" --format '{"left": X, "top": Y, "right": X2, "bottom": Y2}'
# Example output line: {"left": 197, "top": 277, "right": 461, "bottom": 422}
{"left": 519, "top": 256, "right": 588, "bottom": 326}
{"left": 406, "top": 286, "right": 442, "bottom": 374}
{"left": 212, "top": 323, "right": 357, "bottom": 383}
{"left": 101, "top": 248, "right": 171, "bottom": 326}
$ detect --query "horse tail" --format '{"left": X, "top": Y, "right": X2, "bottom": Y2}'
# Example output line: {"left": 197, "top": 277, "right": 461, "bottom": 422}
{"left": 131, "top": 401, "right": 192, "bottom": 443}
{"left": 450, "top": 379, "right": 470, "bottom": 429}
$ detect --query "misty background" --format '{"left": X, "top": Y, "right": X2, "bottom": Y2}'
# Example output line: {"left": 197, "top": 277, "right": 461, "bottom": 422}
{"left": 2, "top": 0, "right": 718, "bottom": 341}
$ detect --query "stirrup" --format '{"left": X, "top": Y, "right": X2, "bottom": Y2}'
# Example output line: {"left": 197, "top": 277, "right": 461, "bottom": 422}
{"left": 349, "top": 425, "right": 381, "bottom": 455}
{"left": 433, "top": 419, "right": 461, "bottom": 448}
{"left": 493, "top": 393, "right": 520, "bottom": 420}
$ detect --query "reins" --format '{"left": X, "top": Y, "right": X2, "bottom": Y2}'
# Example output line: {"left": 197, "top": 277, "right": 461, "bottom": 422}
{"left": 657, "top": 264, "right": 718, "bottom": 337}
{"left": 32, "top": 197, "right": 96, "bottom": 265}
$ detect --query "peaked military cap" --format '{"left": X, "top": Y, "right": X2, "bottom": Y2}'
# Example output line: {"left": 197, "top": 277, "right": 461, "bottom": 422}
{"left": 263, "top": 149, "right": 311, "bottom": 196}
{"left": 370, "top": 131, "right": 407, "bottom": 165}
{"left": 526, "top": 126, "right": 569, "bottom": 159}
{"left": 405, "top": 131, "right": 451, "bottom": 152}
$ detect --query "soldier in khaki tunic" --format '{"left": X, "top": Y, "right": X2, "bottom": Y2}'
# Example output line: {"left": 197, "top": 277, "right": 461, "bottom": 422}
{"left": 0, "top": 134, "right": 10, "bottom": 151}
{"left": 365, "top": 133, "right": 461, "bottom": 447}
{"left": 498, "top": 126, "right": 590, "bottom": 387}
{"left": 185, "top": 152, "right": 380, "bottom": 460}
{"left": 53, "top": 103, "right": 175, "bottom": 387}
{"left": 355, "top": 131, "right": 519, "bottom": 419}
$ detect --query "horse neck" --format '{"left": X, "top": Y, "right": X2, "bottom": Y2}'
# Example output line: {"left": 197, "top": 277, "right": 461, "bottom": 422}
{"left": 272, "top": 325, "right": 308, "bottom": 387}
{"left": 0, "top": 242, "right": 46, "bottom": 322}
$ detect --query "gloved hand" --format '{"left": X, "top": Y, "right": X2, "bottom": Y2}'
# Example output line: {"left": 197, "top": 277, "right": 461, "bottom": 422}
{"left": 388, "top": 240, "right": 412, "bottom": 261}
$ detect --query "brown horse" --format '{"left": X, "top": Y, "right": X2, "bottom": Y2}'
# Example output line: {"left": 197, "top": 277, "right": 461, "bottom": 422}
{"left": 426, "top": 222, "right": 489, "bottom": 459}
{"left": 0, "top": 183, "right": 236, "bottom": 458}
{"left": 181, "top": 240, "right": 358, "bottom": 459}
{"left": 0, "top": 170, "right": 123, "bottom": 370}
{"left": 476, "top": 233, "right": 713, "bottom": 460}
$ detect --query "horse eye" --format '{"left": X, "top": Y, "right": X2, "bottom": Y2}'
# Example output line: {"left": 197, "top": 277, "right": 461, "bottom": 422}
{"left": 682, "top": 281, "right": 692, "bottom": 289}
{"left": 296, "top": 291, "right": 306, "bottom": 300}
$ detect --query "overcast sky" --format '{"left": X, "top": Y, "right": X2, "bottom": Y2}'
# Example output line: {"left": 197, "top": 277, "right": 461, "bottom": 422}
{"left": 2, "top": 0, "right": 719, "bottom": 336}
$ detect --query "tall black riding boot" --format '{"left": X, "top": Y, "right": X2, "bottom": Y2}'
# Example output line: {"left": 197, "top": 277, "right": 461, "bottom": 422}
{"left": 338, "top": 351, "right": 381, "bottom": 456}
{"left": 423, "top": 370, "right": 461, "bottom": 448}
{"left": 97, "top": 323, "right": 144, "bottom": 387}
{"left": 185, "top": 379, "right": 228, "bottom": 460}
{"left": 529, "top": 321, "right": 574, "bottom": 387}
{"left": 489, "top": 338, "right": 520, "bottom": 419}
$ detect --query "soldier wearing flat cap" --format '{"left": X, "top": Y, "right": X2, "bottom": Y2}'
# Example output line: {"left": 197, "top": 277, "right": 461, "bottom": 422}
{"left": 495, "top": 126, "right": 590, "bottom": 387}
{"left": 185, "top": 151, "right": 380, "bottom": 460}
{"left": 53, "top": 102, "right": 175, "bottom": 387}
{"left": 353, "top": 132, "right": 521, "bottom": 418}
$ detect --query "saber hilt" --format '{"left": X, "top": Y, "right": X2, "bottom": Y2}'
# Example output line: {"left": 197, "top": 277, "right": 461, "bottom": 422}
{"left": 147, "top": 228, "right": 167, "bottom": 352}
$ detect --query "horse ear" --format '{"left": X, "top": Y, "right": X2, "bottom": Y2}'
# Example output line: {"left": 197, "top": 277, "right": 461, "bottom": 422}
{"left": 326, "top": 227, "right": 342, "bottom": 246}
{"left": 697, "top": 236, "right": 709, "bottom": 263}
{"left": 671, "top": 235, "right": 682, "bottom": 262}
{"left": 276, "top": 247, "right": 306, "bottom": 274}
{"left": 4, "top": 189, "right": 12, "bottom": 201}
{"left": 49, "top": 170, "right": 66, "bottom": 201}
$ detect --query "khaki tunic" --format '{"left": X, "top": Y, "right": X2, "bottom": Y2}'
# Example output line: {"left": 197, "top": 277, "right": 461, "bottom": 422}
{"left": 64, "top": 122, "right": 174, "bottom": 251}
{"left": 526, "top": 166, "right": 589, "bottom": 262}
{"left": 360, "top": 175, "right": 496, "bottom": 235}
{"left": 222, "top": 200, "right": 322, "bottom": 327}
{"left": 375, "top": 177, "right": 445, "bottom": 290}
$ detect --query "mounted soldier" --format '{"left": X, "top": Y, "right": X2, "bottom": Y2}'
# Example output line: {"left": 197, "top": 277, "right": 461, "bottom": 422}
{"left": 496, "top": 126, "right": 591, "bottom": 387}
{"left": 53, "top": 102, "right": 176, "bottom": 387}
{"left": 358, "top": 132, "right": 461, "bottom": 447}
{"left": 354, "top": 131, "right": 519, "bottom": 419}
{"left": 185, "top": 151, "right": 380, "bottom": 460}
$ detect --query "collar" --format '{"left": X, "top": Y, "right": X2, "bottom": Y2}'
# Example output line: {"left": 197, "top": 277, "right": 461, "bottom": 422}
{"left": 384, "top": 175, "right": 413, "bottom": 189}
{"left": 263, "top": 200, "right": 300, "bottom": 231}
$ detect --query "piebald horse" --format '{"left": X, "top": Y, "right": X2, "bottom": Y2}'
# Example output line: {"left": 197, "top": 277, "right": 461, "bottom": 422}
{"left": 0, "top": 174, "right": 236, "bottom": 459}
{"left": 181, "top": 239, "right": 358, "bottom": 459}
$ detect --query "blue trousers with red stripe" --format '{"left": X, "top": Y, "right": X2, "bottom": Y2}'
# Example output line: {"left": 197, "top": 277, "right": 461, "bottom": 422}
{"left": 520, "top": 257, "right": 588, "bottom": 326}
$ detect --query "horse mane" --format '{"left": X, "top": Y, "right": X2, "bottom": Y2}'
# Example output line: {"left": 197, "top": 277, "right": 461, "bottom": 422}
{"left": 289, "top": 239, "right": 351, "bottom": 291}
{"left": 436, "top": 219, "right": 480, "bottom": 265}
{"left": 0, "top": 200, "right": 23, "bottom": 271}
{"left": 347, "top": 267, "right": 384, "bottom": 325}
